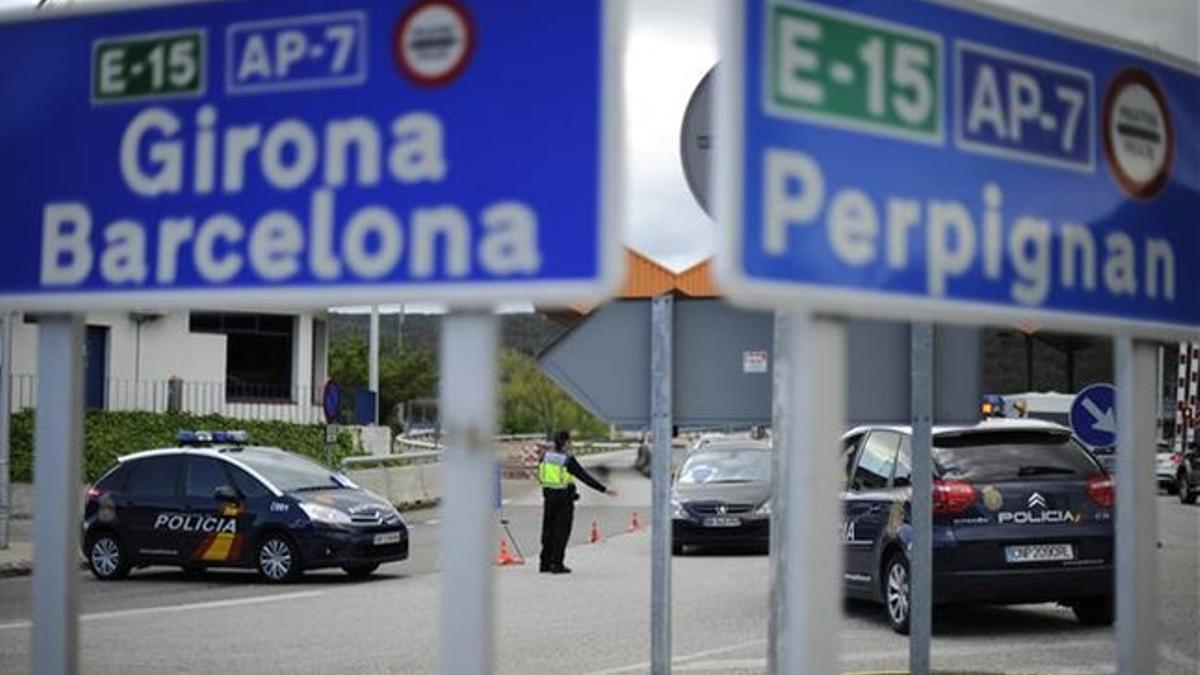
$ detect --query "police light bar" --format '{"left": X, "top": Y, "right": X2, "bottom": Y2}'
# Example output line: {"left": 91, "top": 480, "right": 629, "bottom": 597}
{"left": 177, "top": 430, "right": 249, "bottom": 445}
{"left": 980, "top": 395, "right": 1005, "bottom": 418}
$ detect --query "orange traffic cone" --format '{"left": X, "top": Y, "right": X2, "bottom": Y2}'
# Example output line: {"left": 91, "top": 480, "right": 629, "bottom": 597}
{"left": 589, "top": 520, "right": 602, "bottom": 544}
{"left": 494, "top": 537, "right": 524, "bottom": 566}
{"left": 627, "top": 512, "right": 642, "bottom": 532}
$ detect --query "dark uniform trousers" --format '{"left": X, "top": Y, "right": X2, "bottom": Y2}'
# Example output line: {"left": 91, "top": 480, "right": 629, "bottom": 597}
{"left": 540, "top": 487, "right": 575, "bottom": 569}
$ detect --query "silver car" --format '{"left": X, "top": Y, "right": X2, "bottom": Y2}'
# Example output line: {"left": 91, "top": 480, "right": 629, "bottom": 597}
{"left": 1157, "top": 446, "right": 1181, "bottom": 494}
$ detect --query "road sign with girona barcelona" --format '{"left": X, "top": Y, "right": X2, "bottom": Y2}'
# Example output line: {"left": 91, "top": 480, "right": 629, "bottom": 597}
{"left": 0, "top": 0, "right": 621, "bottom": 310}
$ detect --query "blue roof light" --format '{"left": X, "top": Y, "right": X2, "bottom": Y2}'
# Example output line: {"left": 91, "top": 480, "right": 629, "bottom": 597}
{"left": 177, "top": 430, "right": 249, "bottom": 445}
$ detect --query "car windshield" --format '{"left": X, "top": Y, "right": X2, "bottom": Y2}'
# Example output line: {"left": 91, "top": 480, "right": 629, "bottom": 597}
{"left": 234, "top": 450, "right": 354, "bottom": 493}
{"left": 677, "top": 448, "right": 771, "bottom": 485}
{"left": 933, "top": 431, "right": 1101, "bottom": 482}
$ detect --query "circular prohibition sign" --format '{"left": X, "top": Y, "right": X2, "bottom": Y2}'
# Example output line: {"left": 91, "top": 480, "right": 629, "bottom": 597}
{"left": 1101, "top": 67, "right": 1175, "bottom": 200}
{"left": 392, "top": 0, "right": 477, "bottom": 87}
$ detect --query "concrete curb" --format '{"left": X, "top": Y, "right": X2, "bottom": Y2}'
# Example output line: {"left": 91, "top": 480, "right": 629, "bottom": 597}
{"left": 0, "top": 557, "right": 88, "bottom": 580}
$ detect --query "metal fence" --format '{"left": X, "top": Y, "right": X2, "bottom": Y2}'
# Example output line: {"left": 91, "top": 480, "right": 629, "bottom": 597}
{"left": 8, "top": 375, "right": 327, "bottom": 424}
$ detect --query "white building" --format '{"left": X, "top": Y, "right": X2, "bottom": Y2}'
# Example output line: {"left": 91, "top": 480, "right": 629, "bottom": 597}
{"left": 6, "top": 310, "right": 329, "bottom": 423}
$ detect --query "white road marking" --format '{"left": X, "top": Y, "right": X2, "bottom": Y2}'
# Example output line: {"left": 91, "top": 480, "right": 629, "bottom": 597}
{"left": 584, "top": 639, "right": 767, "bottom": 675}
{"left": 0, "top": 590, "right": 324, "bottom": 632}
{"left": 676, "top": 658, "right": 767, "bottom": 672}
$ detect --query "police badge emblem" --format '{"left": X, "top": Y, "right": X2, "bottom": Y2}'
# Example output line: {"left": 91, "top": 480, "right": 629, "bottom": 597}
{"left": 981, "top": 485, "right": 1004, "bottom": 512}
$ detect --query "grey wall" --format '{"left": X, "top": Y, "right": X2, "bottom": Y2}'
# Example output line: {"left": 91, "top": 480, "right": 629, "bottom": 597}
{"left": 539, "top": 299, "right": 983, "bottom": 428}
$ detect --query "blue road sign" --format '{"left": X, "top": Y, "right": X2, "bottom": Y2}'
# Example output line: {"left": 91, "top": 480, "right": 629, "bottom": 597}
{"left": 717, "top": 0, "right": 1199, "bottom": 337}
{"left": 1070, "top": 383, "right": 1117, "bottom": 448}
{"left": 0, "top": 0, "right": 620, "bottom": 310}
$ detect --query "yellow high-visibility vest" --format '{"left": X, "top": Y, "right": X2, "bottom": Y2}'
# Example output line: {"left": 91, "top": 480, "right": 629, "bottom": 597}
{"left": 539, "top": 451, "right": 575, "bottom": 489}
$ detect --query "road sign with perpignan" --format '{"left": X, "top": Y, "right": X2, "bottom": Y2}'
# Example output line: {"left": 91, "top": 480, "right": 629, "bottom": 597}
{"left": 716, "top": 0, "right": 1199, "bottom": 338}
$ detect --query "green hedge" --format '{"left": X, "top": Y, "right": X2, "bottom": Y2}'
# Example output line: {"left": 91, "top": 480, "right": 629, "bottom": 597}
{"left": 9, "top": 410, "right": 356, "bottom": 483}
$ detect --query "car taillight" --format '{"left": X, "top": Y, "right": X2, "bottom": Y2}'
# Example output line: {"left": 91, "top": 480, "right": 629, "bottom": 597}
{"left": 1171, "top": 454, "right": 1183, "bottom": 465}
{"left": 86, "top": 486, "right": 103, "bottom": 501}
{"left": 1086, "top": 475, "right": 1114, "bottom": 508}
{"left": 932, "top": 479, "right": 976, "bottom": 514}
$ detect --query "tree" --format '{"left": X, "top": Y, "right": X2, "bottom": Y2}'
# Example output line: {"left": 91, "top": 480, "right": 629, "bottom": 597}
{"left": 329, "top": 339, "right": 603, "bottom": 437}
{"left": 499, "top": 349, "right": 606, "bottom": 438}
{"left": 328, "top": 337, "right": 438, "bottom": 428}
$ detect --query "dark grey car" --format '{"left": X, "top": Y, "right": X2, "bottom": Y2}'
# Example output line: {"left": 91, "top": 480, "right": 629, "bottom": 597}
{"left": 671, "top": 441, "right": 772, "bottom": 554}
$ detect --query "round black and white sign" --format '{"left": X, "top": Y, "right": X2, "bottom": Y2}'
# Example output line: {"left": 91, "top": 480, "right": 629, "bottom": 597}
{"left": 1102, "top": 68, "right": 1174, "bottom": 199}
{"left": 680, "top": 66, "right": 717, "bottom": 218}
{"left": 394, "top": 0, "right": 475, "bottom": 86}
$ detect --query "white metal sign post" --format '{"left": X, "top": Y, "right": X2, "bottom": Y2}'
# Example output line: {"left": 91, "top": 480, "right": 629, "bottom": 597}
{"left": 769, "top": 312, "right": 844, "bottom": 674}
{"left": 439, "top": 313, "right": 499, "bottom": 675}
{"left": 1114, "top": 338, "right": 1158, "bottom": 673}
{"left": 32, "top": 316, "right": 84, "bottom": 675}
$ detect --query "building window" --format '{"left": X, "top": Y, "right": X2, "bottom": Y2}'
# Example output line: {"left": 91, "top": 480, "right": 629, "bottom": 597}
{"left": 190, "top": 313, "right": 294, "bottom": 402}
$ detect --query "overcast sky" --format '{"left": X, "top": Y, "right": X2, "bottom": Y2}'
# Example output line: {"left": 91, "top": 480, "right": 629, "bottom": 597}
{"left": 2, "top": 0, "right": 1197, "bottom": 277}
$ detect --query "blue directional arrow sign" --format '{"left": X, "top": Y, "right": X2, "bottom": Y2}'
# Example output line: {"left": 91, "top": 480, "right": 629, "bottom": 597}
{"left": 0, "top": 0, "right": 621, "bottom": 310}
{"left": 1070, "top": 383, "right": 1117, "bottom": 448}
{"left": 716, "top": 0, "right": 1200, "bottom": 338}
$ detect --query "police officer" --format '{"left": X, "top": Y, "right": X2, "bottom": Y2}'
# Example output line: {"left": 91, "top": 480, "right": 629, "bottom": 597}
{"left": 538, "top": 430, "right": 617, "bottom": 573}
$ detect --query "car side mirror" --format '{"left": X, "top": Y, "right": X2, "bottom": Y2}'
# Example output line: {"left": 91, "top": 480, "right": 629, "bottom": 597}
{"left": 214, "top": 485, "right": 240, "bottom": 503}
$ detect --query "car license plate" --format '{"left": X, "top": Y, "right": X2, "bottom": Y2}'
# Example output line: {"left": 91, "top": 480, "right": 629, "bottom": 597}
{"left": 702, "top": 516, "right": 742, "bottom": 528}
{"left": 373, "top": 531, "right": 402, "bottom": 546}
{"left": 1005, "top": 543, "right": 1074, "bottom": 564}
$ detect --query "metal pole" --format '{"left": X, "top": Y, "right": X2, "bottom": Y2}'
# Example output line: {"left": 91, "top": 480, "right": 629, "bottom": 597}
{"left": 32, "top": 315, "right": 84, "bottom": 675}
{"left": 438, "top": 311, "right": 497, "bottom": 675}
{"left": 0, "top": 312, "right": 12, "bottom": 549}
{"left": 1155, "top": 345, "right": 1164, "bottom": 441}
{"left": 909, "top": 323, "right": 934, "bottom": 675}
{"left": 369, "top": 305, "right": 380, "bottom": 424}
{"left": 771, "top": 312, "right": 844, "bottom": 675}
{"left": 767, "top": 312, "right": 788, "bottom": 673}
{"left": 1114, "top": 337, "right": 1157, "bottom": 675}
{"left": 650, "top": 294, "right": 673, "bottom": 675}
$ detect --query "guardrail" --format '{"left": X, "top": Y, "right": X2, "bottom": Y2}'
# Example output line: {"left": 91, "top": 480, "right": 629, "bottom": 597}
{"left": 340, "top": 450, "right": 441, "bottom": 470}
{"left": 394, "top": 436, "right": 443, "bottom": 453}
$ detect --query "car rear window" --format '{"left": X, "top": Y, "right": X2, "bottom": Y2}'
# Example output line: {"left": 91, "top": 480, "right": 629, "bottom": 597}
{"left": 93, "top": 463, "right": 130, "bottom": 492}
{"left": 125, "top": 455, "right": 182, "bottom": 498}
{"left": 933, "top": 430, "right": 1101, "bottom": 482}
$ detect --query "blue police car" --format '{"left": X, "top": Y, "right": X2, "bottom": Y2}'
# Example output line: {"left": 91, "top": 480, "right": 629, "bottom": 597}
{"left": 841, "top": 419, "right": 1114, "bottom": 633}
{"left": 81, "top": 431, "right": 408, "bottom": 582}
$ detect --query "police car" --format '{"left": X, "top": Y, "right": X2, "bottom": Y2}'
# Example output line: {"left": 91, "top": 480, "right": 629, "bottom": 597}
{"left": 841, "top": 419, "right": 1114, "bottom": 633}
{"left": 81, "top": 431, "right": 408, "bottom": 583}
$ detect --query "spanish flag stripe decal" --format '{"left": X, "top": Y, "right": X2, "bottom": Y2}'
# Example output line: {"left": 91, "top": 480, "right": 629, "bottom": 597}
{"left": 201, "top": 532, "right": 236, "bottom": 561}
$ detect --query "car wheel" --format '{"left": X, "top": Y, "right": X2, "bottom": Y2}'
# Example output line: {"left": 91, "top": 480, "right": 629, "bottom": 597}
{"left": 1180, "top": 475, "right": 1198, "bottom": 504}
{"left": 342, "top": 563, "right": 380, "bottom": 579}
{"left": 87, "top": 532, "right": 130, "bottom": 581}
{"left": 256, "top": 534, "right": 301, "bottom": 583}
{"left": 883, "top": 554, "right": 911, "bottom": 635}
{"left": 1071, "top": 596, "right": 1114, "bottom": 626}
